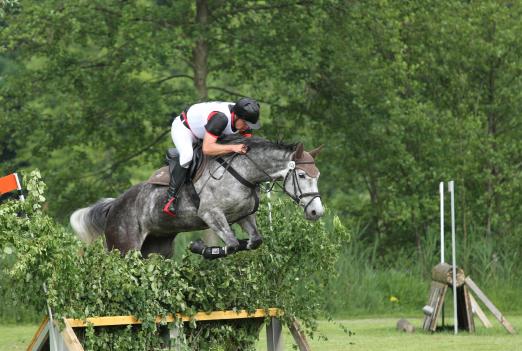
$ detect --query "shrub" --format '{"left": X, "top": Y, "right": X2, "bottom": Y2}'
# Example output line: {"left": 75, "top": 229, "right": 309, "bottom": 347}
{"left": 0, "top": 170, "right": 349, "bottom": 350}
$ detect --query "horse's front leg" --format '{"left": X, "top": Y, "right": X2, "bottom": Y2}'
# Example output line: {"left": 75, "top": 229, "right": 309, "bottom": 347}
{"left": 237, "top": 214, "right": 263, "bottom": 250}
{"left": 197, "top": 208, "right": 240, "bottom": 253}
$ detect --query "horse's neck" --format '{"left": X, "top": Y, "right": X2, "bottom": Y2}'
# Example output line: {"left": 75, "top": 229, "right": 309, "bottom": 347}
{"left": 247, "top": 149, "right": 292, "bottom": 182}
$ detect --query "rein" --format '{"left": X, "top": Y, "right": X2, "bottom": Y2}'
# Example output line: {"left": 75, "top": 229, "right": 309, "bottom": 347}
{"left": 212, "top": 154, "right": 260, "bottom": 220}
{"left": 242, "top": 153, "right": 321, "bottom": 213}
{"left": 200, "top": 150, "right": 321, "bottom": 214}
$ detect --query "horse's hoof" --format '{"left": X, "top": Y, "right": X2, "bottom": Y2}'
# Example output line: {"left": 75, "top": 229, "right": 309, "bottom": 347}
{"left": 238, "top": 239, "right": 249, "bottom": 251}
{"left": 248, "top": 237, "right": 263, "bottom": 250}
{"left": 189, "top": 240, "right": 205, "bottom": 254}
{"left": 226, "top": 244, "right": 239, "bottom": 255}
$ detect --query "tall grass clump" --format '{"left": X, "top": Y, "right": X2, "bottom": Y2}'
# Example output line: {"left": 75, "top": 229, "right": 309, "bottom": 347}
{"left": 327, "top": 219, "right": 522, "bottom": 317}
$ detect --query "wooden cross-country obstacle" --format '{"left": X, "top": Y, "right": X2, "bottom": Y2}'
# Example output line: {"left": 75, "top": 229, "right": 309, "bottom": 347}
{"left": 422, "top": 263, "right": 516, "bottom": 334}
{"left": 27, "top": 308, "right": 312, "bottom": 351}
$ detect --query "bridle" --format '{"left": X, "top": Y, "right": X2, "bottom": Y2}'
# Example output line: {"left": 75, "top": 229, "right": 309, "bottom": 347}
{"left": 281, "top": 159, "right": 321, "bottom": 212}
{"left": 241, "top": 152, "right": 322, "bottom": 213}
{"left": 199, "top": 148, "right": 322, "bottom": 218}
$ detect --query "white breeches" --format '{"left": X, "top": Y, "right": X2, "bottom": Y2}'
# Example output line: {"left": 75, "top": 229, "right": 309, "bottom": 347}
{"left": 171, "top": 117, "right": 197, "bottom": 168}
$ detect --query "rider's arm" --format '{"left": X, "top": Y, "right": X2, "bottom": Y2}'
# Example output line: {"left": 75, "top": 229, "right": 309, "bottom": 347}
{"left": 203, "top": 134, "right": 245, "bottom": 156}
{"left": 202, "top": 112, "right": 246, "bottom": 156}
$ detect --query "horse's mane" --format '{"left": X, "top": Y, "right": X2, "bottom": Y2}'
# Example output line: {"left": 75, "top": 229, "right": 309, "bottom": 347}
{"left": 217, "top": 134, "right": 297, "bottom": 153}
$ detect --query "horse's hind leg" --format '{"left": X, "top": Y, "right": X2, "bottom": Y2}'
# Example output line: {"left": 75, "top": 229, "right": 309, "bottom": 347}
{"left": 105, "top": 219, "right": 145, "bottom": 256}
{"left": 237, "top": 214, "right": 263, "bottom": 250}
{"left": 141, "top": 236, "right": 175, "bottom": 258}
{"left": 197, "top": 208, "right": 239, "bottom": 251}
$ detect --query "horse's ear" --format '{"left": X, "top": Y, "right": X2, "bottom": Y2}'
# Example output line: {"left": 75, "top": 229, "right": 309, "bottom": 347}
{"left": 308, "top": 145, "right": 324, "bottom": 159}
{"left": 294, "top": 143, "right": 304, "bottom": 159}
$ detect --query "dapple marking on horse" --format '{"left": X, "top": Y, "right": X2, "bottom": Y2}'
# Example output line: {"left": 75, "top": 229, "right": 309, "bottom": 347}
{"left": 70, "top": 135, "right": 324, "bottom": 258}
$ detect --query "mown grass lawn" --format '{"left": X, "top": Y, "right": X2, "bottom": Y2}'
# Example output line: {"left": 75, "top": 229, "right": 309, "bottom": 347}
{"left": 0, "top": 324, "right": 38, "bottom": 351}
{"left": 1, "top": 315, "right": 520, "bottom": 350}
{"left": 256, "top": 315, "right": 522, "bottom": 351}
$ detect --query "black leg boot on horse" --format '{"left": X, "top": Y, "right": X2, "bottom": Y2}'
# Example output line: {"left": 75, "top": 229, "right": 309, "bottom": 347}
{"left": 189, "top": 238, "right": 250, "bottom": 259}
{"left": 163, "top": 162, "right": 189, "bottom": 217}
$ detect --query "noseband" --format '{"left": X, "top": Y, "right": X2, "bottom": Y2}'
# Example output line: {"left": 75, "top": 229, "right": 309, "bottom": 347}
{"left": 283, "top": 160, "right": 321, "bottom": 212}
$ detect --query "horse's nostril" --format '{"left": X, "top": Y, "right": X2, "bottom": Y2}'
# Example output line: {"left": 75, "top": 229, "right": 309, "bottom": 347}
{"left": 311, "top": 210, "right": 317, "bottom": 216}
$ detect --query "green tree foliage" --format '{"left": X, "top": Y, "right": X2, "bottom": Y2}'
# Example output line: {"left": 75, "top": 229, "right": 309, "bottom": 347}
{"left": 0, "top": 0, "right": 328, "bottom": 219}
{"left": 0, "top": 172, "right": 349, "bottom": 349}
{"left": 0, "top": 0, "right": 19, "bottom": 18}
{"left": 300, "top": 0, "right": 522, "bottom": 254}
{"left": 1, "top": 0, "right": 196, "bottom": 215}
{"left": 403, "top": 1, "right": 522, "bottom": 241}
{"left": 1, "top": 0, "right": 522, "bottom": 294}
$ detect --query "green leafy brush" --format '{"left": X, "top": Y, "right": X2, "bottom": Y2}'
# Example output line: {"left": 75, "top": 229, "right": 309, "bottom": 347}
{"left": 0, "top": 170, "right": 349, "bottom": 350}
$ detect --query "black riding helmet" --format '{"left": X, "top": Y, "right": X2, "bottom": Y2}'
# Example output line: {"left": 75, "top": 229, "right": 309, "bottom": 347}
{"left": 233, "top": 97, "right": 261, "bottom": 129}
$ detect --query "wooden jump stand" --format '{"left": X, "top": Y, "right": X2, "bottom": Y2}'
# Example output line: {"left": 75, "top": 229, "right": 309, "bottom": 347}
{"left": 422, "top": 263, "right": 516, "bottom": 334}
{"left": 27, "top": 308, "right": 312, "bottom": 351}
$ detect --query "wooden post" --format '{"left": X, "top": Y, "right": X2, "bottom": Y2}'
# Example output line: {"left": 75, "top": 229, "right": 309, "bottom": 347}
{"left": 266, "top": 317, "right": 283, "bottom": 351}
{"left": 26, "top": 317, "right": 50, "bottom": 351}
{"left": 465, "top": 277, "right": 516, "bottom": 335}
{"left": 431, "top": 263, "right": 465, "bottom": 286}
{"left": 423, "top": 281, "right": 448, "bottom": 331}
{"left": 469, "top": 293, "right": 492, "bottom": 328}
{"left": 60, "top": 319, "right": 84, "bottom": 351}
{"left": 289, "top": 319, "right": 312, "bottom": 351}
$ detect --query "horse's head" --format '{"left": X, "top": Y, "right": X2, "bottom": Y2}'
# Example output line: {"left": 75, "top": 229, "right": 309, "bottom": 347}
{"left": 284, "top": 143, "right": 325, "bottom": 221}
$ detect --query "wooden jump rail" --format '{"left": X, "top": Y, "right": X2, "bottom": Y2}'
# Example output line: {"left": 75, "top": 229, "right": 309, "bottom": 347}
{"left": 28, "top": 308, "right": 312, "bottom": 351}
{"left": 66, "top": 308, "right": 280, "bottom": 327}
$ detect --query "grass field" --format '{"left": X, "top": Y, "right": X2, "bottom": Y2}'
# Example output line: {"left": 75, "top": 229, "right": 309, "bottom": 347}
{"left": 1, "top": 315, "right": 520, "bottom": 350}
{"left": 0, "top": 324, "right": 37, "bottom": 351}
{"left": 257, "top": 315, "right": 522, "bottom": 351}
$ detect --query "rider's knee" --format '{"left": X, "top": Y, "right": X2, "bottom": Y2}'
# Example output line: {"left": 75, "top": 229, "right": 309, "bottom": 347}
{"left": 179, "top": 150, "right": 193, "bottom": 168}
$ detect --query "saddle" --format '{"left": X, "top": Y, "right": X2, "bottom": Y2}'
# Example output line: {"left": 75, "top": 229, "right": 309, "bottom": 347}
{"left": 147, "top": 142, "right": 208, "bottom": 186}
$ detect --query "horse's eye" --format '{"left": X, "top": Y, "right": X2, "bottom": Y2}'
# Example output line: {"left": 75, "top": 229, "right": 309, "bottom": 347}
{"left": 298, "top": 173, "right": 306, "bottom": 179}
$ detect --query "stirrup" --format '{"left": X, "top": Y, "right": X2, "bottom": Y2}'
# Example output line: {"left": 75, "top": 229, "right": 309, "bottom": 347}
{"left": 163, "top": 197, "right": 177, "bottom": 218}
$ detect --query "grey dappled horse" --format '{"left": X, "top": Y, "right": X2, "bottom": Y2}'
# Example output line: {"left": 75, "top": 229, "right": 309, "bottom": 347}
{"left": 70, "top": 135, "right": 324, "bottom": 258}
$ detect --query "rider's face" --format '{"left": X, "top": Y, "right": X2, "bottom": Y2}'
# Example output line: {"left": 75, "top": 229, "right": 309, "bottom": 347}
{"left": 234, "top": 118, "right": 249, "bottom": 132}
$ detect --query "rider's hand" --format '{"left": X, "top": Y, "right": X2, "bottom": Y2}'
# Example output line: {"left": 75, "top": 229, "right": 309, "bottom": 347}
{"left": 231, "top": 144, "right": 248, "bottom": 154}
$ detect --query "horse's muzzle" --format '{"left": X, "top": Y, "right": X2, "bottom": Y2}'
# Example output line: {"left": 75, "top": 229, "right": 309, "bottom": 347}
{"left": 304, "top": 198, "right": 324, "bottom": 221}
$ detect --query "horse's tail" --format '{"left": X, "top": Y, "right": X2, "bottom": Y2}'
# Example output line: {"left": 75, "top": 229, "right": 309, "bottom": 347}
{"left": 70, "top": 198, "right": 115, "bottom": 244}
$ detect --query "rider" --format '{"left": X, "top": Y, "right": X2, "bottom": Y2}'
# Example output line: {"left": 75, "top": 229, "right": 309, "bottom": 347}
{"left": 163, "top": 97, "right": 261, "bottom": 217}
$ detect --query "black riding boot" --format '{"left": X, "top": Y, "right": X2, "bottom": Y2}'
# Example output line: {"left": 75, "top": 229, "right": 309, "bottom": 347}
{"left": 162, "top": 163, "right": 188, "bottom": 217}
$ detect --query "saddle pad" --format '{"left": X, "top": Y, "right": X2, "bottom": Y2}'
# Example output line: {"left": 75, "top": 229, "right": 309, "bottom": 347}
{"left": 146, "top": 157, "right": 209, "bottom": 186}
{"left": 147, "top": 166, "right": 170, "bottom": 186}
